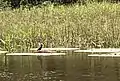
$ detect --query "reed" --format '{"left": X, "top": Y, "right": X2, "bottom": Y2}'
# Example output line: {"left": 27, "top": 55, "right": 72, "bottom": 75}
{"left": 0, "top": 2, "right": 120, "bottom": 52}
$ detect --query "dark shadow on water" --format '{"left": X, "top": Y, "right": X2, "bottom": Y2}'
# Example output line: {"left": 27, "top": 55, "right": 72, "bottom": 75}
{"left": 0, "top": 53, "right": 120, "bottom": 81}
{"left": 0, "top": 55, "right": 66, "bottom": 81}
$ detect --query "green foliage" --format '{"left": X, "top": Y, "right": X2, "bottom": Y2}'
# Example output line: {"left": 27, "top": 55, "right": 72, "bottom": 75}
{"left": 0, "top": 0, "right": 120, "bottom": 9}
{"left": 0, "top": 2, "right": 120, "bottom": 52}
{"left": 0, "top": 0, "right": 9, "bottom": 9}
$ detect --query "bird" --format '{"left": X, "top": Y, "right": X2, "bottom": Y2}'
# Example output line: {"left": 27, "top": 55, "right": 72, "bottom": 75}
{"left": 34, "top": 43, "right": 55, "bottom": 64}
{"left": 37, "top": 44, "right": 43, "bottom": 51}
{"left": 34, "top": 43, "right": 54, "bottom": 53}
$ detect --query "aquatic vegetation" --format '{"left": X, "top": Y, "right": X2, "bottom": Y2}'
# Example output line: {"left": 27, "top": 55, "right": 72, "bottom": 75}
{"left": 0, "top": 2, "right": 120, "bottom": 52}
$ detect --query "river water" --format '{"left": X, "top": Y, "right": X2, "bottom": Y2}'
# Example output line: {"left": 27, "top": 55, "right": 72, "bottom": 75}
{"left": 0, "top": 53, "right": 120, "bottom": 81}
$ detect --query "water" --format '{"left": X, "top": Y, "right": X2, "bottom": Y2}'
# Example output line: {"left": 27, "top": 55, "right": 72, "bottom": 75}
{"left": 0, "top": 53, "right": 120, "bottom": 81}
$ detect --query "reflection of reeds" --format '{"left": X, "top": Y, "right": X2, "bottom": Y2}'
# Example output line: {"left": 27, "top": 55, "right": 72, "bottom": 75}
{"left": 0, "top": 3, "right": 120, "bottom": 52}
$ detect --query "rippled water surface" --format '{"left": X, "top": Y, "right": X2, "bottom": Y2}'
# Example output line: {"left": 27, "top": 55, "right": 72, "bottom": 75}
{"left": 0, "top": 53, "right": 120, "bottom": 81}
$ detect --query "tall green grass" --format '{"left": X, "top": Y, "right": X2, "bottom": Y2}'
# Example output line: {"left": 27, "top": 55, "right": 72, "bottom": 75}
{"left": 0, "top": 2, "right": 120, "bottom": 52}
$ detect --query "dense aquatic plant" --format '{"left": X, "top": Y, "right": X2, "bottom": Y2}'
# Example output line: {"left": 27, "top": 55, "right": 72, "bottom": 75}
{"left": 0, "top": 2, "right": 120, "bottom": 52}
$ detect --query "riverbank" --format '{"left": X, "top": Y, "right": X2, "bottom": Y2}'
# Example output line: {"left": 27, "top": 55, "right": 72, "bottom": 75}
{"left": 0, "top": 2, "right": 120, "bottom": 52}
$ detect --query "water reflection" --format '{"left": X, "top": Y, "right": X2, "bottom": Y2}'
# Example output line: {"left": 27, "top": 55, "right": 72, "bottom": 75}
{"left": 1, "top": 53, "right": 120, "bottom": 81}
{"left": 2, "top": 55, "right": 66, "bottom": 81}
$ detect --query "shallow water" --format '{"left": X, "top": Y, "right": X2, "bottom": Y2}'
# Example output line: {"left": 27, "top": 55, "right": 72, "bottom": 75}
{"left": 0, "top": 53, "right": 120, "bottom": 81}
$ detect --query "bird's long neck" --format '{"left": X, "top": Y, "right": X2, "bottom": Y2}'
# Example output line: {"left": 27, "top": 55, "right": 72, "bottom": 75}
{"left": 37, "top": 44, "right": 43, "bottom": 51}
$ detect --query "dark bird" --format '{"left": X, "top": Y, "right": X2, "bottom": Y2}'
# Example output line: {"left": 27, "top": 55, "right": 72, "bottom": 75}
{"left": 34, "top": 43, "right": 54, "bottom": 53}
{"left": 37, "top": 44, "right": 43, "bottom": 51}
{"left": 35, "top": 43, "right": 54, "bottom": 63}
